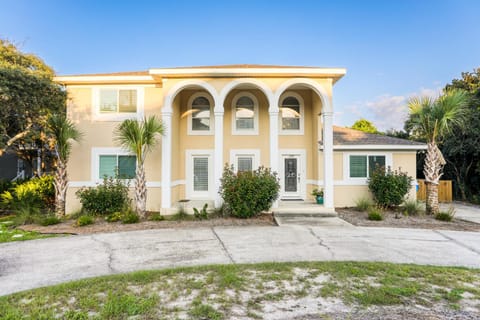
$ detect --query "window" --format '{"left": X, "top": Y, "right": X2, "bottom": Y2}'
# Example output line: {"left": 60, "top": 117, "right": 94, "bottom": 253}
{"left": 186, "top": 150, "right": 213, "bottom": 199}
{"left": 237, "top": 157, "right": 253, "bottom": 172}
{"left": 188, "top": 93, "right": 213, "bottom": 135}
{"left": 349, "top": 155, "right": 386, "bottom": 178}
{"left": 230, "top": 149, "right": 260, "bottom": 173}
{"left": 193, "top": 157, "right": 209, "bottom": 191}
{"left": 279, "top": 92, "right": 304, "bottom": 135}
{"left": 232, "top": 92, "right": 259, "bottom": 135}
{"left": 99, "top": 89, "right": 137, "bottom": 113}
{"left": 99, "top": 155, "right": 136, "bottom": 179}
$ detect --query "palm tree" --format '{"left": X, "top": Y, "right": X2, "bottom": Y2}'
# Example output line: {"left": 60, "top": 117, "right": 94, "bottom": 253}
{"left": 47, "top": 114, "right": 82, "bottom": 217}
{"left": 115, "top": 116, "right": 164, "bottom": 218}
{"left": 408, "top": 89, "right": 469, "bottom": 214}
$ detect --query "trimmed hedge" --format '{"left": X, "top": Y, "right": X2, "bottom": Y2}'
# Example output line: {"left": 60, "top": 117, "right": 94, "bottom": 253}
{"left": 219, "top": 165, "right": 279, "bottom": 219}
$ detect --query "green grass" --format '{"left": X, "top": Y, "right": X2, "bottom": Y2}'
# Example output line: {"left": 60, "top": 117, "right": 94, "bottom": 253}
{"left": 0, "top": 215, "right": 57, "bottom": 243}
{"left": 1, "top": 262, "right": 479, "bottom": 319}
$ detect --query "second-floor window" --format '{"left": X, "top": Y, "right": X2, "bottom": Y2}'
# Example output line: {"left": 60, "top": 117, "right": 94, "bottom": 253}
{"left": 232, "top": 92, "right": 259, "bottom": 135}
{"left": 188, "top": 94, "right": 213, "bottom": 135}
{"left": 280, "top": 92, "right": 304, "bottom": 135}
{"left": 99, "top": 89, "right": 137, "bottom": 113}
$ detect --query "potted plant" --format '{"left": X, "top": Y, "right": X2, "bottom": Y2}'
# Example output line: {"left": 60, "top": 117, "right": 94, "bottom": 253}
{"left": 311, "top": 188, "right": 324, "bottom": 204}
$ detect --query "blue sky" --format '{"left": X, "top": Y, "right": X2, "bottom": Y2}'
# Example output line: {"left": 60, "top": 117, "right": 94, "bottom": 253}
{"left": 1, "top": 0, "right": 479, "bottom": 130}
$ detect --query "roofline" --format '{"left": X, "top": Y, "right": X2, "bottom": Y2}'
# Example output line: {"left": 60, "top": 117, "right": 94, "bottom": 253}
{"left": 320, "top": 144, "right": 427, "bottom": 150}
{"left": 54, "top": 75, "right": 155, "bottom": 84}
{"left": 149, "top": 67, "right": 346, "bottom": 77}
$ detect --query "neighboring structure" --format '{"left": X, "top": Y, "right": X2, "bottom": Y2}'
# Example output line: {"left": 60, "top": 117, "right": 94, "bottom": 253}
{"left": 55, "top": 65, "right": 426, "bottom": 214}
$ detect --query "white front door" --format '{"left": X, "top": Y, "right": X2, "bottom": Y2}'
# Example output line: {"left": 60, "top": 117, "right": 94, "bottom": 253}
{"left": 280, "top": 154, "right": 303, "bottom": 199}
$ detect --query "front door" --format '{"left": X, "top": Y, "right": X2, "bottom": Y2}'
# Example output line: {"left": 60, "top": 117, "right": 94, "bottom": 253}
{"left": 282, "top": 155, "right": 301, "bottom": 199}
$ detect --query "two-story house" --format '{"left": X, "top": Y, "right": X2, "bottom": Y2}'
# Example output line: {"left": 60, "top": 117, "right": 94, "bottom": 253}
{"left": 55, "top": 65, "right": 425, "bottom": 214}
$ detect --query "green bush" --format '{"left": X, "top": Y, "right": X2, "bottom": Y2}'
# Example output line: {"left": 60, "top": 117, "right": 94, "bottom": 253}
{"left": 219, "top": 165, "right": 280, "bottom": 219}
{"left": 39, "top": 215, "right": 61, "bottom": 226}
{"left": 367, "top": 207, "right": 384, "bottom": 221}
{"left": 1, "top": 175, "right": 55, "bottom": 211}
{"left": 105, "top": 212, "right": 123, "bottom": 222}
{"left": 193, "top": 203, "right": 209, "bottom": 220}
{"left": 368, "top": 167, "right": 413, "bottom": 208}
{"left": 76, "top": 177, "right": 131, "bottom": 215}
{"left": 0, "top": 179, "right": 12, "bottom": 194}
{"left": 402, "top": 200, "right": 423, "bottom": 216}
{"left": 148, "top": 212, "right": 165, "bottom": 221}
{"left": 121, "top": 210, "right": 139, "bottom": 224}
{"left": 435, "top": 208, "right": 455, "bottom": 222}
{"left": 355, "top": 197, "right": 373, "bottom": 212}
{"left": 77, "top": 215, "right": 95, "bottom": 226}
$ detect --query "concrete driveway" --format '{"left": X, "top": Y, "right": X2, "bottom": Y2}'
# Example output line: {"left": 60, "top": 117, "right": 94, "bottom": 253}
{"left": 1, "top": 224, "right": 479, "bottom": 296}
{"left": 441, "top": 202, "right": 480, "bottom": 224}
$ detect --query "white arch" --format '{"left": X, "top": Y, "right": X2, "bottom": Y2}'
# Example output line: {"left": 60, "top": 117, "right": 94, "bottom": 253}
{"left": 274, "top": 78, "right": 332, "bottom": 113}
{"left": 163, "top": 79, "right": 220, "bottom": 113}
{"left": 219, "top": 78, "right": 275, "bottom": 112}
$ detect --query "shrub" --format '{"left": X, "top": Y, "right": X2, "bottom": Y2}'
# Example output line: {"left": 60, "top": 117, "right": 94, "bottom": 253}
{"left": 367, "top": 207, "right": 384, "bottom": 221}
{"left": 435, "top": 207, "right": 455, "bottom": 222}
{"left": 105, "top": 212, "right": 123, "bottom": 222}
{"left": 193, "top": 203, "right": 209, "bottom": 220}
{"left": 77, "top": 215, "right": 95, "bottom": 226}
{"left": 0, "top": 179, "right": 12, "bottom": 194}
{"left": 1, "top": 175, "right": 55, "bottom": 212}
{"left": 402, "top": 200, "right": 423, "bottom": 216}
{"left": 355, "top": 197, "right": 373, "bottom": 212}
{"left": 76, "top": 177, "right": 131, "bottom": 215}
{"left": 121, "top": 210, "right": 139, "bottom": 224}
{"left": 148, "top": 212, "right": 165, "bottom": 221}
{"left": 220, "top": 165, "right": 280, "bottom": 219}
{"left": 39, "top": 215, "right": 61, "bottom": 226}
{"left": 368, "top": 167, "right": 413, "bottom": 208}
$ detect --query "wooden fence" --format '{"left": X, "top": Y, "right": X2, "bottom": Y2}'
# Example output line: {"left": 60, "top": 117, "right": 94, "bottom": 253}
{"left": 416, "top": 179, "right": 452, "bottom": 202}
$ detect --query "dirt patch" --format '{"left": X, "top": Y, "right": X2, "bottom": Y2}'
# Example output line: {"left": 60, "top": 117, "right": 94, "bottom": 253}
{"left": 338, "top": 208, "right": 480, "bottom": 232}
{"left": 19, "top": 213, "right": 276, "bottom": 235}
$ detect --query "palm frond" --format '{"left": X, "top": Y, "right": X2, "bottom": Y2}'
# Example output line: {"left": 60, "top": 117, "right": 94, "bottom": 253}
{"left": 47, "top": 114, "right": 82, "bottom": 161}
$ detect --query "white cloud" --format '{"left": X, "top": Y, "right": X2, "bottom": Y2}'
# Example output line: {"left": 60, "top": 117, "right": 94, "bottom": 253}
{"left": 336, "top": 86, "right": 442, "bottom": 132}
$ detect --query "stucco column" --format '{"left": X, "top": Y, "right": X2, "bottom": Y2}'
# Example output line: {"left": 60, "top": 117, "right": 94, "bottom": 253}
{"left": 214, "top": 111, "right": 224, "bottom": 208}
{"left": 269, "top": 110, "right": 279, "bottom": 208}
{"left": 322, "top": 111, "right": 334, "bottom": 209}
{"left": 161, "top": 111, "right": 172, "bottom": 210}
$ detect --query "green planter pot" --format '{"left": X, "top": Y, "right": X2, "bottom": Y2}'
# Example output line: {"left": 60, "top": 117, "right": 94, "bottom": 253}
{"left": 316, "top": 196, "right": 324, "bottom": 205}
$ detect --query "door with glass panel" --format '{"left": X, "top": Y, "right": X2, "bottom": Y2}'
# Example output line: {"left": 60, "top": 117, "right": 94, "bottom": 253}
{"left": 187, "top": 153, "right": 212, "bottom": 199}
{"left": 281, "top": 155, "right": 301, "bottom": 199}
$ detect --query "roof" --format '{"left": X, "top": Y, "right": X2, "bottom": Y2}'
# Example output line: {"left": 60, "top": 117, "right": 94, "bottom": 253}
{"left": 54, "top": 64, "right": 347, "bottom": 84}
{"left": 329, "top": 126, "right": 426, "bottom": 150}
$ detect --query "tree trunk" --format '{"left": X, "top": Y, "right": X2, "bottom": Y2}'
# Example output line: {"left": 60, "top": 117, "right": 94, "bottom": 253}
{"left": 425, "top": 182, "right": 439, "bottom": 215}
{"left": 135, "top": 164, "right": 147, "bottom": 218}
{"left": 423, "top": 142, "right": 446, "bottom": 215}
{"left": 54, "top": 160, "right": 68, "bottom": 217}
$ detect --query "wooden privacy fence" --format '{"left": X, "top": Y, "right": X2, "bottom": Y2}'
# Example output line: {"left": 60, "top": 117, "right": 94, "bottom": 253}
{"left": 416, "top": 179, "right": 452, "bottom": 202}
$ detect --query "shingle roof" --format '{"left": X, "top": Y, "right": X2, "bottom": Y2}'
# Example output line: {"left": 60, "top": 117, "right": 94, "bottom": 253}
{"left": 333, "top": 126, "right": 425, "bottom": 146}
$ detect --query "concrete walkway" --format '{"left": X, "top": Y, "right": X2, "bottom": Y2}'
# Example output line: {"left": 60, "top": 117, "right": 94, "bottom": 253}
{"left": 1, "top": 224, "right": 479, "bottom": 296}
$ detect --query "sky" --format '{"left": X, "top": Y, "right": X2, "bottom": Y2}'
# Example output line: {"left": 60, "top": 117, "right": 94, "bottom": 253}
{"left": 1, "top": 0, "right": 479, "bottom": 131}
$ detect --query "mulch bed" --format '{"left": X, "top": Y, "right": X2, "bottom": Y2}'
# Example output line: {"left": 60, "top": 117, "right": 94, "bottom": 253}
{"left": 19, "top": 213, "right": 276, "bottom": 235}
{"left": 337, "top": 208, "right": 480, "bottom": 232}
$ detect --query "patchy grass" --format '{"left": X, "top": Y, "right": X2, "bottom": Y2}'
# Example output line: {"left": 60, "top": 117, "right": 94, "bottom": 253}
{"left": 0, "top": 215, "right": 57, "bottom": 243}
{"left": 1, "top": 262, "right": 479, "bottom": 319}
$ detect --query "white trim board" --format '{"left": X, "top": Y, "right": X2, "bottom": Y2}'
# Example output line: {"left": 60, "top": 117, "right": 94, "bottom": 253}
{"left": 320, "top": 144, "right": 427, "bottom": 151}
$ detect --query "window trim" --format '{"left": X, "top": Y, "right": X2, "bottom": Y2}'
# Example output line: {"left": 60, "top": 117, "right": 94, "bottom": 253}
{"left": 343, "top": 152, "right": 392, "bottom": 184}
{"left": 187, "top": 92, "right": 214, "bottom": 135}
{"left": 231, "top": 92, "right": 259, "bottom": 135}
{"left": 91, "top": 147, "right": 136, "bottom": 182}
{"left": 186, "top": 149, "right": 214, "bottom": 199}
{"left": 279, "top": 91, "right": 305, "bottom": 135}
{"left": 229, "top": 149, "right": 261, "bottom": 173}
{"left": 91, "top": 86, "right": 144, "bottom": 121}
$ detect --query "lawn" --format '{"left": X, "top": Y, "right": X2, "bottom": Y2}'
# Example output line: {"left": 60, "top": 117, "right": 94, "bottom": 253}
{"left": 1, "top": 262, "right": 479, "bottom": 319}
{"left": 0, "top": 215, "right": 58, "bottom": 243}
